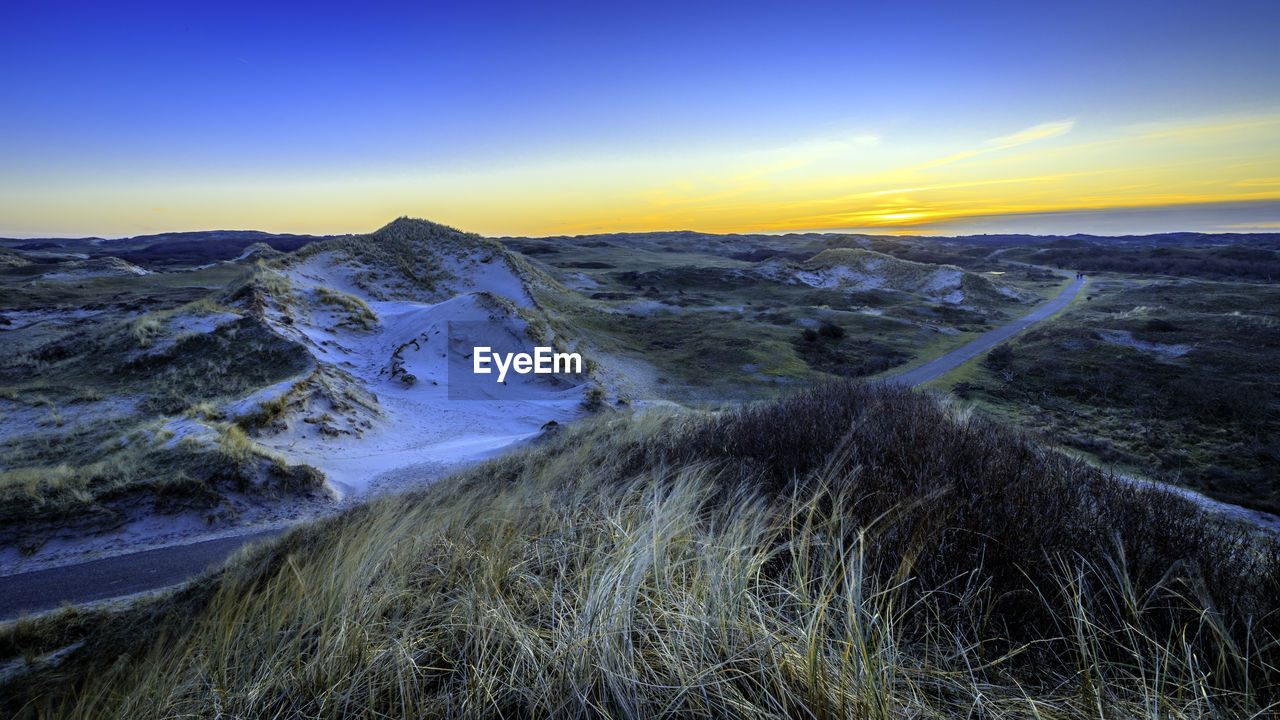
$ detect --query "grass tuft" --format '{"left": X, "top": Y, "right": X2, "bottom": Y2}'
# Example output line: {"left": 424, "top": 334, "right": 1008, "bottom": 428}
{"left": 4, "top": 381, "right": 1278, "bottom": 718}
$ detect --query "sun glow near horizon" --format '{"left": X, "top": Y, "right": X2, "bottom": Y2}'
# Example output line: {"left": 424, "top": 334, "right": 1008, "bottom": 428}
{"left": 3, "top": 110, "right": 1277, "bottom": 239}
{"left": 467, "top": 110, "right": 1280, "bottom": 237}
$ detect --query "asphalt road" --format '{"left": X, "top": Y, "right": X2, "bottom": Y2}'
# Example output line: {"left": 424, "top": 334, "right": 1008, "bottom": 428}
{"left": 0, "top": 275, "right": 1086, "bottom": 621}
{"left": 881, "top": 274, "right": 1087, "bottom": 388}
{"left": 0, "top": 529, "right": 282, "bottom": 621}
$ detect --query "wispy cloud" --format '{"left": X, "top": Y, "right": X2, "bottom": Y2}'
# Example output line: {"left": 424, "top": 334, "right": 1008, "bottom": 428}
{"left": 1133, "top": 117, "right": 1279, "bottom": 141}
{"left": 854, "top": 170, "right": 1103, "bottom": 199}
{"left": 532, "top": 110, "right": 1280, "bottom": 235}
{"left": 908, "top": 119, "right": 1076, "bottom": 170}
{"left": 958, "top": 112, "right": 1280, "bottom": 171}
{"left": 990, "top": 120, "right": 1076, "bottom": 148}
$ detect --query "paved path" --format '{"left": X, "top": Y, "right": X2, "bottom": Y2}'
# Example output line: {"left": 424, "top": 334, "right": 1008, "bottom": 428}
{"left": 0, "top": 274, "right": 1088, "bottom": 621}
{"left": 0, "top": 529, "right": 281, "bottom": 621}
{"left": 880, "top": 274, "right": 1086, "bottom": 388}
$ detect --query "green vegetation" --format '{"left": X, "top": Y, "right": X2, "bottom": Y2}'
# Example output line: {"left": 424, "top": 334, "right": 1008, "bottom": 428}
{"left": 946, "top": 276, "right": 1280, "bottom": 512}
{"left": 0, "top": 417, "right": 322, "bottom": 546}
{"left": 217, "top": 262, "right": 295, "bottom": 309}
{"left": 2, "top": 223, "right": 1277, "bottom": 717}
{"left": 1003, "top": 237, "right": 1280, "bottom": 281}
{"left": 0, "top": 260, "right": 243, "bottom": 309}
{"left": 794, "top": 321, "right": 910, "bottom": 377}
{"left": 4, "top": 382, "right": 1277, "bottom": 717}
{"left": 511, "top": 232, "right": 1054, "bottom": 402}
{"left": 130, "top": 318, "right": 313, "bottom": 414}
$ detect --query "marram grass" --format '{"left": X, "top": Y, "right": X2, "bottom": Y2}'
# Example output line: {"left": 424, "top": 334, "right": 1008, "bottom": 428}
{"left": 5, "top": 382, "right": 1278, "bottom": 718}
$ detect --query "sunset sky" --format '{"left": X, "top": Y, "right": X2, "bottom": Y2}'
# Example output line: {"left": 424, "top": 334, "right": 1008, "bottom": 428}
{"left": 2, "top": 0, "right": 1278, "bottom": 238}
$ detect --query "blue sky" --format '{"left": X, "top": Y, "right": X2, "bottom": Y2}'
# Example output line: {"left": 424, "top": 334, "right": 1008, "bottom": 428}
{"left": 2, "top": 0, "right": 1278, "bottom": 237}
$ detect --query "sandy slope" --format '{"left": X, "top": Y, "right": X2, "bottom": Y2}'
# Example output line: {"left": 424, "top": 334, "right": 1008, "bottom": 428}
{"left": 255, "top": 250, "right": 587, "bottom": 498}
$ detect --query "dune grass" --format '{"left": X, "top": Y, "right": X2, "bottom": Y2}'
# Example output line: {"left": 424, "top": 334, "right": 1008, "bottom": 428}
{"left": 0, "top": 266, "right": 320, "bottom": 535}
{"left": 314, "top": 287, "right": 378, "bottom": 329}
{"left": 290, "top": 217, "right": 498, "bottom": 299}
{"left": 3, "top": 381, "right": 1277, "bottom": 718}
{"left": 0, "top": 417, "right": 323, "bottom": 537}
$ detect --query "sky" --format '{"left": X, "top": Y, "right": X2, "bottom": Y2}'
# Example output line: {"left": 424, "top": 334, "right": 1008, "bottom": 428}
{"left": 2, "top": 0, "right": 1279, "bottom": 238}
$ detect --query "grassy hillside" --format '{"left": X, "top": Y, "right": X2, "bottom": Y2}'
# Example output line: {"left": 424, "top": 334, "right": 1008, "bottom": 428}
{"left": 4, "top": 382, "right": 1277, "bottom": 718}
{"left": 0, "top": 230, "right": 331, "bottom": 270}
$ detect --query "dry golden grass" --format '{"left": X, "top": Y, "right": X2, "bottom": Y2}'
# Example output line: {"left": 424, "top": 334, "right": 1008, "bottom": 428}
{"left": 314, "top": 287, "right": 378, "bottom": 329}
{"left": 4, "top": 382, "right": 1277, "bottom": 718}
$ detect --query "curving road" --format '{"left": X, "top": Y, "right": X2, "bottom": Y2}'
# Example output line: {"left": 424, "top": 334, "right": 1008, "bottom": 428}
{"left": 0, "top": 273, "right": 1089, "bottom": 622}
{"left": 880, "top": 273, "right": 1086, "bottom": 388}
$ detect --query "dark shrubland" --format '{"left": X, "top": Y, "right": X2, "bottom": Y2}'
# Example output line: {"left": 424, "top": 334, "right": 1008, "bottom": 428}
{"left": 4, "top": 381, "right": 1277, "bottom": 718}
{"left": 794, "top": 325, "right": 908, "bottom": 377}
{"left": 965, "top": 279, "right": 1280, "bottom": 513}
{"left": 1025, "top": 243, "right": 1280, "bottom": 281}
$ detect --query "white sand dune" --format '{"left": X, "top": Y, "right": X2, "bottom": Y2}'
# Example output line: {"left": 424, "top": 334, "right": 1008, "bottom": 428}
{"left": 1, "top": 223, "right": 592, "bottom": 573}
{"left": 242, "top": 249, "right": 587, "bottom": 498}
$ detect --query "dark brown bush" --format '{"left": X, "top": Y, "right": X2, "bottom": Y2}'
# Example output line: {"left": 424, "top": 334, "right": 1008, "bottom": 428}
{"left": 577, "top": 380, "right": 1280, "bottom": 694}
